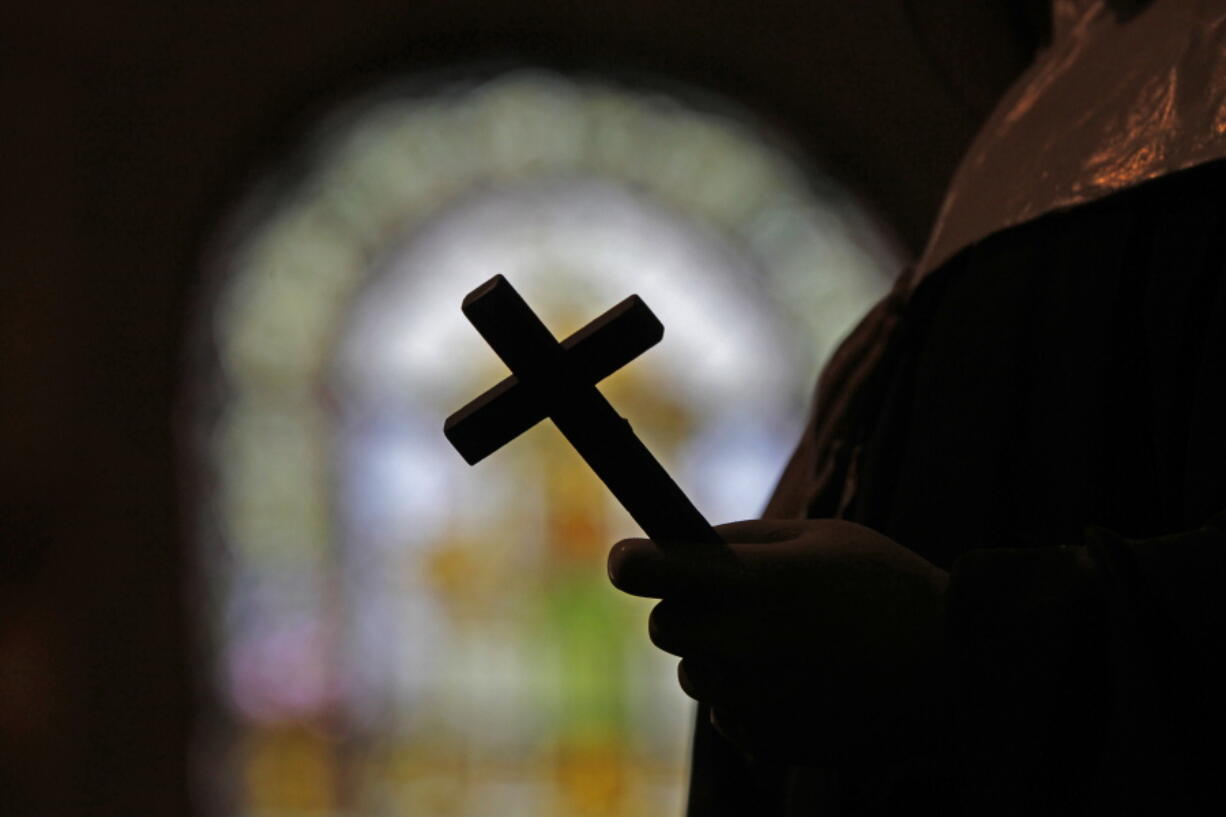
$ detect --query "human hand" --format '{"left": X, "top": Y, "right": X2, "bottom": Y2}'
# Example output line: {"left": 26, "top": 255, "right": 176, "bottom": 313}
{"left": 608, "top": 519, "right": 952, "bottom": 764}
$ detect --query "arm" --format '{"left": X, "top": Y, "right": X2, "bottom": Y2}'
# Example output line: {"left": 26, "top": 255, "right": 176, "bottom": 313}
{"left": 951, "top": 511, "right": 1226, "bottom": 812}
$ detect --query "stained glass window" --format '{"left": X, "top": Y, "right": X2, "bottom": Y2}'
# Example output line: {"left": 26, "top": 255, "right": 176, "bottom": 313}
{"left": 193, "top": 69, "right": 897, "bottom": 816}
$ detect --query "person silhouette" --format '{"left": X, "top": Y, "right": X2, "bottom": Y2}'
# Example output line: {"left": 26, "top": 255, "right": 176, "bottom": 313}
{"left": 610, "top": 1, "right": 1226, "bottom": 813}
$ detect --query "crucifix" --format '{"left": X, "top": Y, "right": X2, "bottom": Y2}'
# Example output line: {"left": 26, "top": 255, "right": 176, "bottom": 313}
{"left": 444, "top": 275, "right": 722, "bottom": 549}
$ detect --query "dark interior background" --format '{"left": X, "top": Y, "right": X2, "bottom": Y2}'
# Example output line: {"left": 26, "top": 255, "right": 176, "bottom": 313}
{"left": 1, "top": 2, "right": 1037, "bottom": 814}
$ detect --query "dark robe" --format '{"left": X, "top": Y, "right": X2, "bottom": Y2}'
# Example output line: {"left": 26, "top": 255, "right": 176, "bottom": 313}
{"left": 680, "top": 4, "right": 1226, "bottom": 812}
{"left": 689, "top": 159, "right": 1226, "bottom": 815}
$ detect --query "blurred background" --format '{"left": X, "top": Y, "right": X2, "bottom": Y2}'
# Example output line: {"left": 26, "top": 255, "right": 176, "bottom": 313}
{"left": 192, "top": 70, "right": 894, "bottom": 817}
{"left": 1, "top": 2, "right": 1040, "bottom": 816}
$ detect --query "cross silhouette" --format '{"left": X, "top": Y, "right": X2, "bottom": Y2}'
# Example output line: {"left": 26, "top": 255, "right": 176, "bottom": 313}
{"left": 445, "top": 275, "right": 721, "bottom": 548}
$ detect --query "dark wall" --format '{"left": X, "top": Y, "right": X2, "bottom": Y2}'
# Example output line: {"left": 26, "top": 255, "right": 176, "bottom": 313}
{"left": 0, "top": 2, "right": 1033, "bottom": 814}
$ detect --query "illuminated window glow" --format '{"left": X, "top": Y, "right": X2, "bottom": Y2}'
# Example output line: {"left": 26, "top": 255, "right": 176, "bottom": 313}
{"left": 196, "top": 70, "right": 897, "bottom": 816}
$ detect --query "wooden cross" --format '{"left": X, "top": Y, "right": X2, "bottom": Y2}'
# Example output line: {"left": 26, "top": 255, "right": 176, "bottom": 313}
{"left": 444, "top": 275, "right": 722, "bottom": 548}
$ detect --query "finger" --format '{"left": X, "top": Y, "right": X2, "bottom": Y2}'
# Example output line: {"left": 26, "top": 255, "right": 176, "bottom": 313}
{"left": 648, "top": 600, "right": 698, "bottom": 656}
{"left": 607, "top": 537, "right": 741, "bottom": 598}
{"left": 713, "top": 518, "right": 808, "bottom": 545}
{"left": 709, "top": 704, "right": 789, "bottom": 761}
{"left": 709, "top": 704, "right": 751, "bottom": 745}
{"left": 648, "top": 599, "right": 745, "bottom": 658}
{"left": 649, "top": 598, "right": 798, "bottom": 660}
{"left": 677, "top": 657, "right": 732, "bottom": 703}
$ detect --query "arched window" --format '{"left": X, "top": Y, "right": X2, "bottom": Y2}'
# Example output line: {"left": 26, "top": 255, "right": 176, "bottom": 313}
{"left": 190, "top": 69, "right": 898, "bottom": 816}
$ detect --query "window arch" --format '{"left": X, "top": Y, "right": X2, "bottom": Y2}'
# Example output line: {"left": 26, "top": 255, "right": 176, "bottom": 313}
{"left": 192, "top": 68, "right": 898, "bottom": 816}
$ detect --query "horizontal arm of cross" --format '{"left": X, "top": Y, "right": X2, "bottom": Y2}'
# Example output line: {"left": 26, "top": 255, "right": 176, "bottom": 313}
{"left": 444, "top": 293, "right": 664, "bottom": 465}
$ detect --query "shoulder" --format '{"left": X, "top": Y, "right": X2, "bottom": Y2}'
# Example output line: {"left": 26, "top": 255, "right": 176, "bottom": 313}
{"left": 916, "top": 0, "right": 1226, "bottom": 280}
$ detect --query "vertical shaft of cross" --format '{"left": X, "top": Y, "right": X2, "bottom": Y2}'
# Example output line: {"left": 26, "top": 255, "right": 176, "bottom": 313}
{"left": 456, "top": 276, "right": 722, "bottom": 549}
{"left": 548, "top": 380, "right": 722, "bottom": 547}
